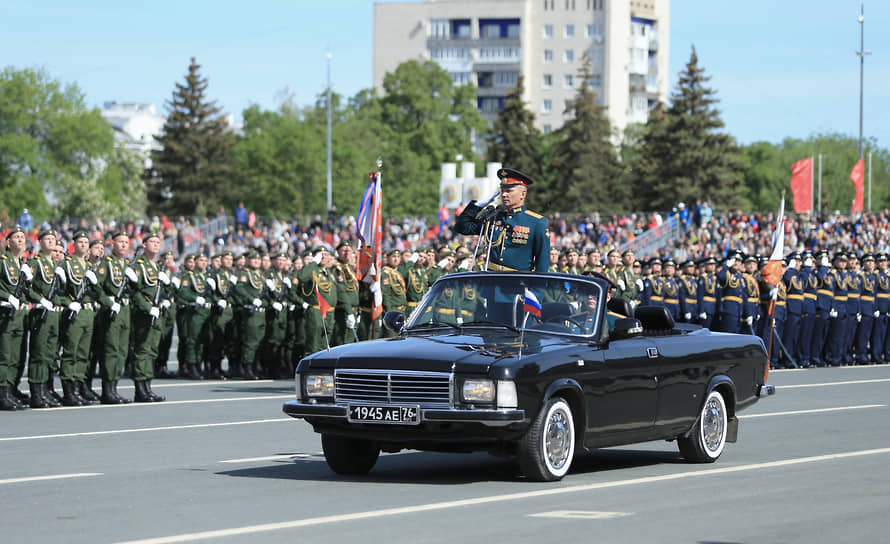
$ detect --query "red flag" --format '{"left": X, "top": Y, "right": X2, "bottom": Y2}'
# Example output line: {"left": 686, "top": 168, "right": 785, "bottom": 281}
{"left": 315, "top": 284, "right": 332, "bottom": 319}
{"left": 356, "top": 171, "right": 383, "bottom": 319}
{"left": 850, "top": 158, "right": 865, "bottom": 214}
{"left": 789, "top": 158, "right": 813, "bottom": 213}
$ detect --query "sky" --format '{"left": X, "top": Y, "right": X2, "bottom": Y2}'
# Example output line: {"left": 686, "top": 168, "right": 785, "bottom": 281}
{"left": 2, "top": 0, "right": 888, "bottom": 147}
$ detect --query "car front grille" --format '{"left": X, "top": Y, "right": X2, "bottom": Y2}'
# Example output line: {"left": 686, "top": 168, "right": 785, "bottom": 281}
{"left": 334, "top": 370, "right": 452, "bottom": 407}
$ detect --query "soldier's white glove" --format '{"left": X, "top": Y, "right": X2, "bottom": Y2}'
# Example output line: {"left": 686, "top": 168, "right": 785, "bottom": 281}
{"left": 206, "top": 277, "right": 216, "bottom": 291}
{"left": 698, "top": 312, "right": 707, "bottom": 320}
{"left": 437, "top": 258, "right": 450, "bottom": 268}
{"left": 217, "top": 299, "right": 227, "bottom": 310}
{"left": 252, "top": 298, "right": 262, "bottom": 308}
{"left": 356, "top": 314, "right": 361, "bottom": 324}
{"left": 821, "top": 256, "right": 830, "bottom": 267}
{"left": 149, "top": 307, "right": 160, "bottom": 319}
{"left": 171, "top": 276, "right": 181, "bottom": 289}
{"left": 684, "top": 312, "right": 692, "bottom": 321}
{"left": 756, "top": 314, "right": 761, "bottom": 321}
{"left": 744, "top": 315, "right": 753, "bottom": 326}
{"left": 161, "top": 299, "right": 172, "bottom": 310}
{"left": 288, "top": 304, "right": 295, "bottom": 311}
{"left": 195, "top": 296, "right": 206, "bottom": 306}
{"left": 54, "top": 267, "right": 66, "bottom": 283}
{"left": 125, "top": 267, "right": 138, "bottom": 283}
{"left": 283, "top": 277, "right": 292, "bottom": 288}
{"left": 85, "top": 270, "right": 98, "bottom": 285}
{"left": 725, "top": 258, "right": 736, "bottom": 269}
{"left": 617, "top": 279, "right": 626, "bottom": 291}
{"left": 804, "top": 258, "right": 814, "bottom": 268}
{"left": 635, "top": 279, "right": 644, "bottom": 292}
{"left": 20, "top": 264, "right": 32, "bottom": 281}
{"left": 67, "top": 301, "right": 82, "bottom": 313}
{"left": 408, "top": 252, "right": 419, "bottom": 264}
{"left": 229, "top": 274, "right": 237, "bottom": 283}
{"left": 829, "top": 308, "right": 838, "bottom": 318}
{"left": 478, "top": 190, "right": 499, "bottom": 208}
{"left": 788, "top": 259, "right": 797, "bottom": 270}
{"left": 312, "top": 252, "right": 323, "bottom": 264}
{"left": 874, "top": 310, "right": 880, "bottom": 318}
{"left": 7, "top": 295, "right": 19, "bottom": 310}
{"left": 39, "top": 297, "right": 53, "bottom": 311}
{"left": 769, "top": 287, "right": 778, "bottom": 301}
{"left": 456, "top": 317, "right": 464, "bottom": 325}
{"left": 272, "top": 301, "right": 283, "bottom": 312}
{"left": 301, "top": 302, "right": 309, "bottom": 310}
{"left": 158, "top": 271, "right": 170, "bottom": 285}
{"left": 369, "top": 281, "right": 380, "bottom": 294}
{"left": 856, "top": 313, "right": 862, "bottom": 322}
{"left": 346, "top": 314, "right": 356, "bottom": 329}
{"left": 110, "top": 302, "right": 121, "bottom": 314}
{"left": 265, "top": 278, "right": 275, "bottom": 290}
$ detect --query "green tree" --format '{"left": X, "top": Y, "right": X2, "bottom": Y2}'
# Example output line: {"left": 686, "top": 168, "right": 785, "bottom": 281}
{"left": 146, "top": 57, "right": 239, "bottom": 216}
{"left": 546, "top": 58, "right": 626, "bottom": 211}
{"left": 486, "top": 76, "right": 542, "bottom": 175}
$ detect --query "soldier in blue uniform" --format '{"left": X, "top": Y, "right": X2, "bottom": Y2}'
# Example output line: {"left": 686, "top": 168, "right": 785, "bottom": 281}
{"left": 856, "top": 254, "right": 878, "bottom": 364}
{"left": 876, "top": 254, "right": 890, "bottom": 363}
{"left": 640, "top": 258, "right": 663, "bottom": 307}
{"left": 678, "top": 259, "right": 699, "bottom": 323}
{"left": 715, "top": 251, "right": 746, "bottom": 334}
{"left": 697, "top": 257, "right": 718, "bottom": 329}
{"left": 826, "top": 253, "right": 848, "bottom": 366}
{"left": 782, "top": 253, "right": 803, "bottom": 367}
{"left": 798, "top": 251, "right": 818, "bottom": 368}
{"left": 454, "top": 168, "right": 549, "bottom": 272}
{"left": 844, "top": 254, "right": 862, "bottom": 365}
{"left": 742, "top": 254, "right": 762, "bottom": 336}
{"left": 812, "top": 250, "right": 834, "bottom": 367}
{"left": 660, "top": 259, "right": 681, "bottom": 321}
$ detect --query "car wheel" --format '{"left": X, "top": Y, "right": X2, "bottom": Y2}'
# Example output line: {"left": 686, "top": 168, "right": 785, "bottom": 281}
{"left": 678, "top": 389, "right": 727, "bottom": 463}
{"left": 321, "top": 434, "right": 380, "bottom": 475}
{"left": 518, "top": 397, "right": 575, "bottom": 481}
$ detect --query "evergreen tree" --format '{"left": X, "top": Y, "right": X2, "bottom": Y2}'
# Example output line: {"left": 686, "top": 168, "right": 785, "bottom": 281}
{"left": 547, "top": 58, "right": 626, "bottom": 212}
{"left": 146, "top": 57, "right": 239, "bottom": 216}
{"left": 486, "top": 76, "right": 542, "bottom": 175}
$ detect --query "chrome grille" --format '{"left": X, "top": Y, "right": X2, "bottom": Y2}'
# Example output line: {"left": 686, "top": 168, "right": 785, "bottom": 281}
{"left": 335, "top": 370, "right": 452, "bottom": 407}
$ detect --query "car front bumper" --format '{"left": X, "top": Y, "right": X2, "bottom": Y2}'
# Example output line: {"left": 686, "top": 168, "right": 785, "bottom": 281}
{"left": 282, "top": 400, "right": 525, "bottom": 427}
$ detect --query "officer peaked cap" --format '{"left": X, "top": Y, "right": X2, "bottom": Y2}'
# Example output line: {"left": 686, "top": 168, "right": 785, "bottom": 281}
{"left": 497, "top": 168, "right": 534, "bottom": 187}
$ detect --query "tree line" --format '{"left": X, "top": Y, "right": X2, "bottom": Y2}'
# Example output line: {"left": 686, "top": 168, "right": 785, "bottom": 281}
{"left": 1, "top": 49, "right": 886, "bottom": 223}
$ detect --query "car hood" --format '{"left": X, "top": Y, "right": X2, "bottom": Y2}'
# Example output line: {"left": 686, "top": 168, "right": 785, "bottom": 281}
{"left": 300, "top": 330, "right": 577, "bottom": 374}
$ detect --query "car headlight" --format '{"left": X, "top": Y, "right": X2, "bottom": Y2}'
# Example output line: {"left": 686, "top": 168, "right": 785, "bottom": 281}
{"left": 304, "top": 374, "right": 334, "bottom": 398}
{"left": 462, "top": 379, "right": 495, "bottom": 403}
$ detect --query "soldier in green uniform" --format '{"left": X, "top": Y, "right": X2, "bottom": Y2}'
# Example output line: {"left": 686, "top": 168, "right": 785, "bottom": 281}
{"left": 127, "top": 231, "right": 166, "bottom": 402}
{"left": 95, "top": 231, "right": 136, "bottom": 404}
{"left": 356, "top": 278, "right": 381, "bottom": 342}
{"left": 58, "top": 231, "right": 101, "bottom": 406}
{"left": 603, "top": 249, "right": 623, "bottom": 292}
{"left": 380, "top": 249, "right": 407, "bottom": 337}
{"left": 298, "top": 247, "right": 338, "bottom": 353}
{"left": 332, "top": 242, "right": 360, "bottom": 346}
{"left": 154, "top": 251, "right": 178, "bottom": 378}
{"left": 0, "top": 227, "right": 32, "bottom": 410}
{"left": 287, "top": 252, "right": 307, "bottom": 363}
{"left": 403, "top": 248, "right": 429, "bottom": 316}
{"left": 205, "top": 251, "right": 235, "bottom": 379}
{"left": 86, "top": 238, "right": 105, "bottom": 396}
{"left": 424, "top": 248, "right": 443, "bottom": 284}
{"left": 618, "top": 249, "right": 639, "bottom": 301}
{"left": 562, "top": 247, "right": 583, "bottom": 275}
{"left": 454, "top": 168, "right": 549, "bottom": 272}
{"left": 230, "top": 250, "right": 266, "bottom": 379}
{"left": 174, "top": 254, "right": 195, "bottom": 377}
{"left": 26, "top": 230, "right": 66, "bottom": 408}
{"left": 260, "top": 252, "right": 289, "bottom": 377}
{"left": 177, "top": 253, "right": 212, "bottom": 379}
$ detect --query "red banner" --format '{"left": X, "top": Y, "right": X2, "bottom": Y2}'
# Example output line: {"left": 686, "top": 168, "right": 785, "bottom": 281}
{"left": 316, "top": 284, "right": 332, "bottom": 320}
{"left": 850, "top": 158, "right": 865, "bottom": 214}
{"left": 789, "top": 158, "right": 813, "bottom": 213}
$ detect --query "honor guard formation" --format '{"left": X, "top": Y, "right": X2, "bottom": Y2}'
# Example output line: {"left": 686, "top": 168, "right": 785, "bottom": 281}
{"left": 1, "top": 175, "right": 886, "bottom": 411}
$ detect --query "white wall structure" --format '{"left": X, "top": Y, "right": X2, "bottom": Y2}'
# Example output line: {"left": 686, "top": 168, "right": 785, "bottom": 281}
{"left": 440, "top": 161, "right": 501, "bottom": 208}
{"left": 100, "top": 102, "right": 165, "bottom": 163}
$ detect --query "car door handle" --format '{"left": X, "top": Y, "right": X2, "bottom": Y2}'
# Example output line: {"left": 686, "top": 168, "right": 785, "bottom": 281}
{"left": 646, "top": 347, "right": 658, "bottom": 359}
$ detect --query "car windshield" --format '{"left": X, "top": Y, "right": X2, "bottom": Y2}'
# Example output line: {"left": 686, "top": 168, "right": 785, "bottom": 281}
{"left": 404, "top": 273, "right": 605, "bottom": 337}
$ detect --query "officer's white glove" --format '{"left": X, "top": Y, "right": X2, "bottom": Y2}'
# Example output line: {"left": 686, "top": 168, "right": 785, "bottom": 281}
{"left": 283, "top": 277, "right": 292, "bottom": 288}
{"left": 161, "top": 299, "right": 172, "bottom": 310}
{"left": 821, "top": 256, "right": 830, "bottom": 267}
{"left": 788, "top": 259, "right": 797, "bottom": 270}
{"left": 217, "top": 299, "right": 227, "bottom": 310}
{"left": 206, "top": 277, "right": 216, "bottom": 291}
{"left": 7, "top": 295, "right": 19, "bottom": 310}
{"left": 829, "top": 308, "right": 838, "bottom": 318}
{"left": 20, "top": 264, "right": 32, "bottom": 281}
{"left": 874, "top": 310, "right": 880, "bottom": 318}
{"left": 408, "top": 252, "right": 419, "bottom": 264}
{"left": 85, "top": 270, "right": 98, "bottom": 285}
{"left": 856, "top": 313, "right": 862, "bottom": 322}
{"left": 698, "top": 312, "right": 707, "bottom": 320}
{"left": 110, "top": 302, "right": 121, "bottom": 314}
{"left": 288, "top": 304, "right": 295, "bottom": 311}
{"left": 171, "top": 276, "right": 181, "bottom": 289}
{"left": 684, "top": 312, "right": 692, "bottom": 321}
{"left": 149, "top": 307, "right": 160, "bottom": 319}
{"left": 252, "top": 298, "right": 263, "bottom": 308}
{"left": 635, "top": 279, "right": 644, "bottom": 292}
{"left": 195, "top": 296, "right": 206, "bottom": 306}
{"left": 756, "top": 314, "right": 761, "bottom": 321}
{"left": 725, "top": 258, "right": 736, "bottom": 269}
{"left": 229, "top": 274, "right": 237, "bottom": 283}
{"left": 265, "top": 278, "right": 275, "bottom": 290}
{"left": 356, "top": 314, "right": 361, "bottom": 324}
{"left": 346, "top": 314, "right": 356, "bottom": 329}
{"left": 804, "top": 258, "right": 814, "bottom": 268}
{"left": 67, "top": 301, "right": 82, "bottom": 313}
{"left": 459, "top": 258, "right": 471, "bottom": 271}
{"left": 744, "top": 315, "right": 753, "bottom": 326}
{"left": 437, "top": 258, "right": 450, "bottom": 269}
{"left": 54, "top": 267, "right": 66, "bottom": 284}
{"left": 478, "top": 190, "right": 500, "bottom": 208}
{"left": 272, "top": 301, "right": 283, "bottom": 312}
{"left": 769, "top": 287, "right": 778, "bottom": 301}
{"left": 570, "top": 301, "right": 581, "bottom": 312}
{"left": 369, "top": 281, "right": 380, "bottom": 294}
{"left": 456, "top": 317, "right": 464, "bottom": 325}
{"left": 158, "top": 271, "right": 170, "bottom": 285}
{"left": 301, "top": 302, "right": 309, "bottom": 310}
{"left": 125, "top": 267, "right": 138, "bottom": 283}
{"left": 39, "top": 297, "right": 53, "bottom": 311}
{"left": 617, "top": 279, "right": 626, "bottom": 291}
{"left": 312, "top": 252, "right": 323, "bottom": 264}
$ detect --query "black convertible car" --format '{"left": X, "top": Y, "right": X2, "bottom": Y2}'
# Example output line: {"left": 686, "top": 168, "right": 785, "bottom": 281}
{"left": 283, "top": 272, "right": 775, "bottom": 481}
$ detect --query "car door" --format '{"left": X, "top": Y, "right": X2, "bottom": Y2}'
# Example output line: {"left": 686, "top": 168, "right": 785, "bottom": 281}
{"left": 652, "top": 337, "right": 712, "bottom": 435}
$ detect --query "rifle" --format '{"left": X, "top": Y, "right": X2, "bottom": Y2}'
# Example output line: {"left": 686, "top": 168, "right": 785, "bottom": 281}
{"left": 107, "top": 260, "right": 136, "bottom": 322}
{"left": 30, "top": 261, "right": 64, "bottom": 331}
{"left": 150, "top": 268, "right": 164, "bottom": 328}
{"left": 3, "top": 259, "right": 30, "bottom": 319}
{"left": 65, "top": 258, "right": 99, "bottom": 323}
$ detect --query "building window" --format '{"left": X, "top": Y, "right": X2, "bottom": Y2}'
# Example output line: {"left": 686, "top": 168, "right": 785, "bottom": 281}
{"left": 564, "top": 49, "right": 574, "bottom": 63}
{"left": 543, "top": 124, "right": 552, "bottom": 134}
{"left": 451, "top": 19, "right": 471, "bottom": 38}
{"left": 588, "top": 74, "right": 602, "bottom": 87}
{"left": 586, "top": 24, "right": 603, "bottom": 41}
{"left": 543, "top": 24, "right": 553, "bottom": 38}
{"left": 494, "top": 72, "right": 519, "bottom": 88}
{"left": 478, "top": 47, "right": 521, "bottom": 62}
{"left": 565, "top": 24, "right": 574, "bottom": 38}
{"left": 544, "top": 49, "right": 553, "bottom": 63}
{"left": 450, "top": 72, "right": 472, "bottom": 86}
{"left": 478, "top": 97, "right": 504, "bottom": 113}
{"left": 564, "top": 74, "right": 574, "bottom": 88}
{"left": 543, "top": 74, "right": 552, "bottom": 88}
{"left": 542, "top": 99, "right": 552, "bottom": 114}
{"left": 430, "top": 19, "right": 449, "bottom": 39}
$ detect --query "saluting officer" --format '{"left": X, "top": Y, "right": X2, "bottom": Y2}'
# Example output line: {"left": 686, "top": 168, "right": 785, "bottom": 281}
{"left": 127, "top": 230, "right": 166, "bottom": 402}
{"left": 298, "top": 247, "right": 338, "bottom": 353}
{"left": 332, "top": 242, "right": 360, "bottom": 346}
{"left": 678, "top": 259, "right": 699, "bottom": 323}
{"left": 403, "top": 250, "right": 429, "bottom": 317}
{"left": 715, "top": 251, "right": 746, "bottom": 334}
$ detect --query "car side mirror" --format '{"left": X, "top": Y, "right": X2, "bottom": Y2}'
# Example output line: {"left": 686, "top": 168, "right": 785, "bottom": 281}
{"left": 382, "top": 310, "right": 405, "bottom": 333}
{"left": 611, "top": 317, "right": 643, "bottom": 339}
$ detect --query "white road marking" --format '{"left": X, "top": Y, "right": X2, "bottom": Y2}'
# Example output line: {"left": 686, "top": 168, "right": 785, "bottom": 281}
{"left": 0, "top": 473, "right": 102, "bottom": 485}
{"left": 528, "top": 510, "right": 632, "bottom": 520}
{"left": 779, "top": 378, "right": 890, "bottom": 389}
{"left": 0, "top": 418, "right": 291, "bottom": 442}
{"left": 218, "top": 454, "right": 316, "bottom": 464}
{"left": 41, "top": 395, "right": 292, "bottom": 411}
{"left": 117, "top": 380, "right": 277, "bottom": 389}
{"left": 740, "top": 404, "right": 886, "bottom": 419}
{"left": 113, "top": 446, "right": 890, "bottom": 544}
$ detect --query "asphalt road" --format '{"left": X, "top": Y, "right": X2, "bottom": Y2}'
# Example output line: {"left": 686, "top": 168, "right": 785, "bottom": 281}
{"left": 2, "top": 365, "right": 889, "bottom": 544}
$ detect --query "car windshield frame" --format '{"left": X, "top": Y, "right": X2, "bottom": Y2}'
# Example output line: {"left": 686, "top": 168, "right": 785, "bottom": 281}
{"left": 404, "top": 272, "right": 607, "bottom": 339}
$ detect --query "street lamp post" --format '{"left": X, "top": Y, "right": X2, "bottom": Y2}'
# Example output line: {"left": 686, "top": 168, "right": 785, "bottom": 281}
{"left": 856, "top": 3, "right": 871, "bottom": 159}
{"left": 326, "top": 49, "right": 333, "bottom": 213}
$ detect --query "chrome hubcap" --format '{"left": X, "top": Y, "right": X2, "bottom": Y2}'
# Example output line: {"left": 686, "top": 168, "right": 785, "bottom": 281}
{"left": 545, "top": 408, "right": 571, "bottom": 469}
{"left": 702, "top": 397, "right": 725, "bottom": 452}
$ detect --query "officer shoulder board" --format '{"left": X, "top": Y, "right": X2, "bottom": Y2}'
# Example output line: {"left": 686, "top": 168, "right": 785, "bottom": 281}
{"left": 524, "top": 210, "right": 543, "bottom": 219}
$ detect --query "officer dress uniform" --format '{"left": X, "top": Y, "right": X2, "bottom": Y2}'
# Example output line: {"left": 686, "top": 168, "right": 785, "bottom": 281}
{"left": 403, "top": 261, "right": 429, "bottom": 319}
{"left": 697, "top": 258, "right": 719, "bottom": 330}
{"left": 875, "top": 256, "right": 890, "bottom": 363}
{"left": 231, "top": 260, "right": 267, "bottom": 379}
{"left": 95, "top": 248, "right": 132, "bottom": 404}
{"left": 332, "top": 259, "right": 360, "bottom": 346}
{"left": 661, "top": 262, "right": 681, "bottom": 322}
{"left": 715, "top": 255, "right": 745, "bottom": 334}
{"left": 26, "top": 247, "right": 64, "bottom": 407}
{"left": 0, "top": 245, "right": 30, "bottom": 410}
{"left": 380, "top": 263, "right": 406, "bottom": 338}
{"left": 844, "top": 264, "right": 862, "bottom": 364}
{"left": 855, "top": 256, "right": 877, "bottom": 364}
{"left": 678, "top": 263, "right": 700, "bottom": 323}
{"left": 154, "top": 258, "right": 178, "bottom": 378}
{"left": 176, "top": 266, "right": 212, "bottom": 379}
{"left": 261, "top": 265, "right": 288, "bottom": 376}
{"left": 782, "top": 262, "right": 803, "bottom": 365}
{"left": 206, "top": 265, "right": 235, "bottom": 379}
{"left": 812, "top": 255, "right": 834, "bottom": 366}
{"left": 826, "top": 258, "right": 848, "bottom": 366}
{"left": 298, "top": 258, "right": 338, "bottom": 353}
{"left": 58, "top": 244, "right": 99, "bottom": 405}
{"left": 743, "top": 267, "right": 762, "bottom": 337}
{"left": 798, "top": 258, "right": 818, "bottom": 367}
{"left": 128, "top": 250, "right": 165, "bottom": 402}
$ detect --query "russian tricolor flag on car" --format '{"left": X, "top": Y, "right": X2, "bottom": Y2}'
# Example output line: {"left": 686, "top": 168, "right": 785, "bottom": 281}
{"left": 523, "top": 288, "right": 542, "bottom": 317}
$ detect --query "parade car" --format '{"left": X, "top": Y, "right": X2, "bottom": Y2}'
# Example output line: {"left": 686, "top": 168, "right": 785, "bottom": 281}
{"left": 283, "top": 271, "right": 775, "bottom": 481}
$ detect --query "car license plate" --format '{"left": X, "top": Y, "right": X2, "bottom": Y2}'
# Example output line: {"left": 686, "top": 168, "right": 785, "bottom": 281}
{"left": 347, "top": 404, "right": 420, "bottom": 425}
